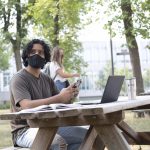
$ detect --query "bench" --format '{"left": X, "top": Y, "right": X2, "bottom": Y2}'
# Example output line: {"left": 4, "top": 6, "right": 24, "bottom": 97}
{"left": 132, "top": 109, "right": 150, "bottom": 118}
{"left": 0, "top": 147, "right": 30, "bottom": 150}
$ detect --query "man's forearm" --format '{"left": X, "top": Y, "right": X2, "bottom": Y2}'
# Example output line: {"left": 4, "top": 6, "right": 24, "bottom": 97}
{"left": 19, "top": 94, "right": 63, "bottom": 109}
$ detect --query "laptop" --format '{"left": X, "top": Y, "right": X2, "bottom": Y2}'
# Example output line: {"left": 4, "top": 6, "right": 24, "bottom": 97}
{"left": 78, "top": 75, "right": 125, "bottom": 105}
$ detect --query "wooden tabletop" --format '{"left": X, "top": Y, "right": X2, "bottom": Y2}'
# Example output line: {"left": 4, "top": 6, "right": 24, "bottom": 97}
{"left": 0, "top": 96, "right": 150, "bottom": 120}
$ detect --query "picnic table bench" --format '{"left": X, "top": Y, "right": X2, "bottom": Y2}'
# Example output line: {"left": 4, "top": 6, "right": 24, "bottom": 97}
{"left": 0, "top": 96, "right": 150, "bottom": 150}
{"left": 132, "top": 109, "right": 150, "bottom": 118}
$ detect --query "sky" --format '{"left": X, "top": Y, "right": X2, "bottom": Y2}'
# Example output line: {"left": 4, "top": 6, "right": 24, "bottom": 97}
{"left": 78, "top": 22, "right": 110, "bottom": 42}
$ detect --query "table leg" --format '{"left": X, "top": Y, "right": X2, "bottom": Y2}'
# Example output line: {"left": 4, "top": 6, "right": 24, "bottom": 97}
{"left": 94, "top": 124, "right": 131, "bottom": 150}
{"left": 31, "top": 127, "right": 58, "bottom": 150}
{"left": 79, "top": 126, "right": 105, "bottom": 150}
{"left": 92, "top": 135, "right": 105, "bottom": 150}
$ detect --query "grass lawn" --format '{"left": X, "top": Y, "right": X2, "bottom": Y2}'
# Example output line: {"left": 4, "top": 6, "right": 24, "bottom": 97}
{"left": 0, "top": 109, "right": 150, "bottom": 149}
{"left": 0, "top": 109, "right": 13, "bottom": 148}
{"left": 124, "top": 111, "right": 150, "bottom": 150}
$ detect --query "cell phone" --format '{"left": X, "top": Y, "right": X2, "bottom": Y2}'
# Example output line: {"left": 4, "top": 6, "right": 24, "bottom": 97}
{"left": 73, "top": 79, "right": 82, "bottom": 88}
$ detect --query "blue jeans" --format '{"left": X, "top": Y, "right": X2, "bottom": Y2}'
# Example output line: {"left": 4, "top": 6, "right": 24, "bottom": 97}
{"left": 55, "top": 80, "right": 66, "bottom": 91}
{"left": 16, "top": 126, "right": 87, "bottom": 150}
{"left": 57, "top": 126, "right": 87, "bottom": 150}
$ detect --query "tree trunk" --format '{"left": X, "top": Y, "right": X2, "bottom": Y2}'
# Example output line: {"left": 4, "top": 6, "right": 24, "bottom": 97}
{"left": 14, "top": 49, "right": 22, "bottom": 71}
{"left": 12, "top": 41, "right": 22, "bottom": 71}
{"left": 53, "top": 0, "right": 59, "bottom": 46}
{"left": 12, "top": 0, "right": 22, "bottom": 71}
{"left": 2, "top": 0, "right": 29, "bottom": 72}
{"left": 121, "top": 0, "right": 144, "bottom": 95}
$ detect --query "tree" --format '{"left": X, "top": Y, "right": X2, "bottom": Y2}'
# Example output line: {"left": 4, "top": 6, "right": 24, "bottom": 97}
{"left": 98, "top": 0, "right": 150, "bottom": 95}
{"left": 0, "top": 0, "right": 35, "bottom": 71}
{"left": 120, "top": 0, "right": 144, "bottom": 94}
{"left": 28, "top": 0, "right": 96, "bottom": 72}
{"left": 0, "top": 40, "right": 11, "bottom": 71}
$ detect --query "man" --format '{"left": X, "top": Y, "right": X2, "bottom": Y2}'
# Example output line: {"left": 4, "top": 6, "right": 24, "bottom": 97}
{"left": 10, "top": 39, "right": 87, "bottom": 150}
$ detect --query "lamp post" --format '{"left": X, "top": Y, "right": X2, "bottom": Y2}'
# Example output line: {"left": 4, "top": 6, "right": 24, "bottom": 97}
{"left": 109, "top": 21, "right": 114, "bottom": 76}
{"left": 116, "top": 49, "right": 129, "bottom": 76}
{"left": 116, "top": 49, "right": 129, "bottom": 96}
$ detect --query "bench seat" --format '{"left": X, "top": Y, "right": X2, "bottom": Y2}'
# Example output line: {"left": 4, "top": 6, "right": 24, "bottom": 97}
{"left": 132, "top": 109, "right": 150, "bottom": 118}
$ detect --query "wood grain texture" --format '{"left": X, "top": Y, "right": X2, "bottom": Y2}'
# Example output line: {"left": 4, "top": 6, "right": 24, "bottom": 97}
{"left": 31, "top": 127, "right": 58, "bottom": 150}
{"left": 1, "top": 96, "right": 150, "bottom": 150}
{"left": 94, "top": 125, "right": 131, "bottom": 150}
{"left": 79, "top": 126, "right": 105, "bottom": 150}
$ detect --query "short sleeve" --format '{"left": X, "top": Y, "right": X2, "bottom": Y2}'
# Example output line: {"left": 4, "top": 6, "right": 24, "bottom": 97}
{"left": 10, "top": 75, "right": 31, "bottom": 106}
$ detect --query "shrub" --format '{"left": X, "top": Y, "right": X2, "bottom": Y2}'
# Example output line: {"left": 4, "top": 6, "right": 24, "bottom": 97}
{"left": 0, "top": 101, "right": 10, "bottom": 109}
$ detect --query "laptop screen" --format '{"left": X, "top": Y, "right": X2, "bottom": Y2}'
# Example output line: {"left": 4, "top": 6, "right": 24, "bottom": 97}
{"left": 100, "top": 75, "right": 125, "bottom": 103}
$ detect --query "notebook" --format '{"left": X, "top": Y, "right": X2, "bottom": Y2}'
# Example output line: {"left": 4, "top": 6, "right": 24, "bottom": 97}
{"left": 78, "top": 75, "right": 125, "bottom": 105}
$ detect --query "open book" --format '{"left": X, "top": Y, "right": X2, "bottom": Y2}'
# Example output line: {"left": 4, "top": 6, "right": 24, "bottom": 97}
{"left": 18, "top": 103, "right": 82, "bottom": 113}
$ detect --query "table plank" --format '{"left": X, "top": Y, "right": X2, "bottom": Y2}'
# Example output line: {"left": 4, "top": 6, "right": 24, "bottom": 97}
{"left": 1, "top": 96, "right": 150, "bottom": 121}
{"left": 28, "top": 110, "right": 124, "bottom": 127}
{"left": 0, "top": 113, "right": 21, "bottom": 120}
{"left": 80, "top": 97, "right": 150, "bottom": 114}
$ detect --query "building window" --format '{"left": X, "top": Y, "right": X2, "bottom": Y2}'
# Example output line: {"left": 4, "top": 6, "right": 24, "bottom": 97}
{"left": 3, "top": 72, "right": 11, "bottom": 87}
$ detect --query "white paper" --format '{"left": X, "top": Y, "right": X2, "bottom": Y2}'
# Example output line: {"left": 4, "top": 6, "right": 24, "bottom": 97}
{"left": 18, "top": 103, "right": 82, "bottom": 113}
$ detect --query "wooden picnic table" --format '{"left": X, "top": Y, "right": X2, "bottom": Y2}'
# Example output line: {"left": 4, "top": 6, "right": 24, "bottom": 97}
{"left": 0, "top": 96, "right": 150, "bottom": 150}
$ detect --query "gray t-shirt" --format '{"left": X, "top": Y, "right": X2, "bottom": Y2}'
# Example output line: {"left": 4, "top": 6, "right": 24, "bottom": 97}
{"left": 10, "top": 69, "right": 59, "bottom": 134}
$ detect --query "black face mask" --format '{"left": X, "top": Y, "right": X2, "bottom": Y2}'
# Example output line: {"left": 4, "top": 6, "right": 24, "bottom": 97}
{"left": 27, "top": 54, "right": 45, "bottom": 69}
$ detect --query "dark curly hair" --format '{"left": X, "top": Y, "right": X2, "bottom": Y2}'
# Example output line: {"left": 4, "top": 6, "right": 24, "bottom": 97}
{"left": 22, "top": 39, "right": 51, "bottom": 67}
